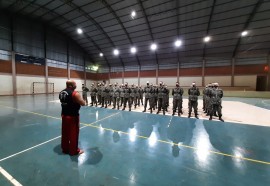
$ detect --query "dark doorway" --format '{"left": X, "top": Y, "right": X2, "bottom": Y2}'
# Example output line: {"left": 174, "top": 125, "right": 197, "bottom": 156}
{"left": 256, "top": 76, "right": 267, "bottom": 91}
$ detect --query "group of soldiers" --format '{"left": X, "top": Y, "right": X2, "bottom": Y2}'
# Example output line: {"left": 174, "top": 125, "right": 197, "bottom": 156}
{"left": 82, "top": 80, "right": 224, "bottom": 122}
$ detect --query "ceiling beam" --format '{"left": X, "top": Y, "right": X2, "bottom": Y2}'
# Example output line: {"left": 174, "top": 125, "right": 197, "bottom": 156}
{"left": 202, "top": 0, "right": 216, "bottom": 60}
{"left": 137, "top": 0, "right": 159, "bottom": 66}
{"left": 232, "top": 0, "right": 263, "bottom": 58}
{"left": 100, "top": 0, "right": 141, "bottom": 67}
{"left": 60, "top": 0, "right": 125, "bottom": 68}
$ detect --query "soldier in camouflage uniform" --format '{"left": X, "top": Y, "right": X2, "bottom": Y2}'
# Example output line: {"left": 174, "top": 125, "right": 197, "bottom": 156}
{"left": 209, "top": 83, "right": 224, "bottom": 122}
{"left": 112, "top": 83, "right": 120, "bottom": 110}
{"left": 172, "top": 82, "right": 184, "bottom": 116}
{"left": 120, "top": 84, "right": 124, "bottom": 107}
{"left": 164, "top": 84, "right": 170, "bottom": 112}
{"left": 153, "top": 84, "right": 158, "bottom": 110}
{"left": 202, "top": 84, "right": 208, "bottom": 111}
{"left": 206, "top": 83, "right": 213, "bottom": 116}
{"left": 135, "top": 85, "right": 140, "bottom": 107}
{"left": 108, "top": 84, "right": 113, "bottom": 106}
{"left": 188, "top": 82, "right": 200, "bottom": 119}
{"left": 138, "top": 85, "right": 144, "bottom": 106}
{"left": 100, "top": 83, "right": 105, "bottom": 108}
{"left": 97, "top": 83, "right": 102, "bottom": 105}
{"left": 130, "top": 84, "right": 137, "bottom": 108}
{"left": 142, "top": 81, "right": 151, "bottom": 112}
{"left": 90, "top": 83, "right": 97, "bottom": 106}
{"left": 149, "top": 83, "right": 156, "bottom": 114}
{"left": 156, "top": 81, "right": 167, "bottom": 115}
{"left": 122, "top": 82, "right": 131, "bottom": 111}
{"left": 82, "top": 84, "right": 89, "bottom": 105}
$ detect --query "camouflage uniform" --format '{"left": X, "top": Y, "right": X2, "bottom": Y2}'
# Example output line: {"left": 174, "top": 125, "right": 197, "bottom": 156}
{"left": 97, "top": 83, "right": 102, "bottom": 105}
{"left": 172, "top": 83, "right": 184, "bottom": 116}
{"left": 143, "top": 83, "right": 151, "bottom": 112}
{"left": 120, "top": 85, "right": 124, "bottom": 106}
{"left": 108, "top": 84, "right": 113, "bottom": 106}
{"left": 138, "top": 86, "right": 144, "bottom": 106}
{"left": 188, "top": 83, "right": 200, "bottom": 118}
{"left": 112, "top": 84, "right": 120, "bottom": 110}
{"left": 90, "top": 84, "right": 97, "bottom": 106}
{"left": 82, "top": 84, "right": 89, "bottom": 105}
{"left": 130, "top": 84, "right": 137, "bottom": 108}
{"left": 149, "top": 84, "right": 156, "bottom": 113}
{"left": 135, "top": 85, "right": 140, "bottom": 107}
{"left": 122, "top": 83, "right": 131, "bottom": 111}
{"left": 209, "top": 83, "right": 224, "bottom": 122}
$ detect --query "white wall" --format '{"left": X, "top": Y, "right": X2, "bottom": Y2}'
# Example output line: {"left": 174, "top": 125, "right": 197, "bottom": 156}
{"left": 17, "top": 75, "right": 46, "bottom": 94}
{"left": 180, "top": 77, "right": 202, "bottom": 86}
{"left": 140, "top": 77, "right": 156, "bottom": 86}
{"left": 86, "top": 80, "right": 96, "bottom": 87}
{"left": 205, "top": 76, "right": 231, "bottom": 86}
{"left": 0, "top": 74, "right": 12, "bottom": 95}
{"left": 234, "top": 75, "right": 257, "bottom": 89}
{"left": 123, "top": 77, "right": 139, "bottom": 85}
{"left": 48, "top": 77, "right": 67, "bottom": 93}
{"left": 110, "top": 78, "right": 123, "bottom": 85}
{"left": 158, "top": 77, "right": 177, "bottom": 86}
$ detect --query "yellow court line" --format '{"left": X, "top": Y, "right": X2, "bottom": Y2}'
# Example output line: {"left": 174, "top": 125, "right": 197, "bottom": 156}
{"left": 1, "top": 105, "right": 270, "bottom": 166}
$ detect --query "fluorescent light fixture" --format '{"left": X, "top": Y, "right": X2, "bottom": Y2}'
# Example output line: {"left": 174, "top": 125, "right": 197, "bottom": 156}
{"left": 99, "top": 53, "right": 103, "bottom": 57}
{"left": 150, "top": 43, "right": 157, "bottom": 51}
{"left": 174, "top": 39, "right": 182, "bottom": 47}
{"left": 204, "top": 36, "right": 211, "bottom": 43}
{"left": 130, "top": 47, "right": 137, "bottom": 54}
{"left": 91, "top": 66, "right": 99, "bottom": 71}
{"left": 77, "top": 28, "right": 83, "bottom": 34}
{"left": 113, "top": 49, "right": 119, "bottom": 56}
{"left": 131, "top": 10, "right": 136, "bottom": 18}
{"left": 241, "top": 31, "right": 248, "bottom": 37}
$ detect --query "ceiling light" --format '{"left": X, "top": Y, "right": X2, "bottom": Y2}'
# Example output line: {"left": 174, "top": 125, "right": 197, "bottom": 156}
{"left": 77, "top": 28, "right": 83, "bottom": 34}
{"left": 130, "top": 47, "right": 137, "bottom": 54}
{"left": 150, "top": 43, "right": 157, "bottom": 51}
{"left": 99, "top": 53, "right": 103, "bottom": 57}
{"left": 241, "top": 31, "right": 248, "bottom": 37}
{"left": 204, "top": 36, "right": 211, "bottom": 43}
{"left": 174, "top": 40, "right": 182, "bottom": 47}
{"left": 113, "top": 49, "right": 119, "bottom": 56}
{"left": 131, "top": 10, "right": 136, "bottom": 18}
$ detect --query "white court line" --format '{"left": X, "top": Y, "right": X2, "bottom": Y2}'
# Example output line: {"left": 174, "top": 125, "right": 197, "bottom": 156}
{"left": 0, "top": 136, "right": 60, "bottom": 162}
{"left": 0, "top": 112, "right": 120, "bottom": 162}
{"left": 0, "top": 166, "right": 23, "bottom": 186}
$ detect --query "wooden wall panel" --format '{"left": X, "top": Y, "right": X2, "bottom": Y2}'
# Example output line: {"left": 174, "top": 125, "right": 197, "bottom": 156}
{"left": 124, "top": 71, "right": 138, "bottom": 77}
{"left": 16, "top": 63, "right": 45, "bottom": 76}
{"left": 235, "top": 64, "right": 268, "bottom": 75}
{"left": 110, "top": 72, "right": 122, "bottom": 78}
{"left": 70, "top": 70, "right": 84, "bottom": 79}
{"left": 86, "top": 72, "right": 97, "bottom": 80}
{"left": 0, "top": 60, "right": 12, "bottom": 73}
{"left": 159, "top": 69, "right": 177, "bottom": 76}
{"left": 140, "top": 70, "right": 156, "bottom": 77}
{"left": 96, "top": 73, "right": 109, "bottom": 80}
{"left": 205, "top": 66, "right": 231, "bottom": 75}
{"left": 48, "top": 66, "right": 67, "bottom": 77}
{"left": 179, "top": 68, "right": 201, "bottom": 76}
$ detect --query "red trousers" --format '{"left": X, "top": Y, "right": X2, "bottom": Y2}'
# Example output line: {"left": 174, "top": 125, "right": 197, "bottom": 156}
{"left": 61, "top": 115, "right": 81, "bottom": 155}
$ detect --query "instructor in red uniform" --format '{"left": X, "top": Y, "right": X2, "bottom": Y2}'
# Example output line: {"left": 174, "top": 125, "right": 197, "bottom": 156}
{"left": 59, "top": 80, "right": 86, "bottom": 155}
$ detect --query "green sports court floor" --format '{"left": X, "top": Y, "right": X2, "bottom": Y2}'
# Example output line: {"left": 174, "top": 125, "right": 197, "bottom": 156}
{"left": 0, "top": 94, "right": 270, "bottom": 186}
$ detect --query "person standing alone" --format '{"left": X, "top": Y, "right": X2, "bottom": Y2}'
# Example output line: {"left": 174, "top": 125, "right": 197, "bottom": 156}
{"left": 59, "top": 80, "right": 86, "bottom": 156}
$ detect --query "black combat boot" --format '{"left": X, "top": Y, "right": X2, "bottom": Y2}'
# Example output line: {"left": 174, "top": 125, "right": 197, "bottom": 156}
{"left": 172, "top": 111, "right": 175, "bottom": 116}
{"left": 122, "top": 107, "right": 125, "bottom": 111}
{"left": 219, "top": 116, "right": 224, "bottom": 122}
{"left": 163, "top": 110, "right": 165, "bottom": 115}
{"left": 129, "top": 108, "right": 131, "bottom": 111}
{"left": 195, "top": 115, "right": 199, "bottom": 119}
{"left": 178, "top": 112, "right": 180, "bottom": 116}
{"left": 209, "top": 115, "right": 212, "bottom": 120}
{"left": 156, "top": 110, "right": 159, "bottom": 114}
{"left": 180, "top": 109, "right": 183, "bottom": 114}
{"left": 150, "top": 108, "right": 153, "bottom": 113}
{"left": 112, "top": 107, "right": 115, "bottom": 109}
{"left": 142, "top": 109, "right": 146, "bottom": 112}
{"left": 188, "top": 113, "right": 191, "bottom": 118}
